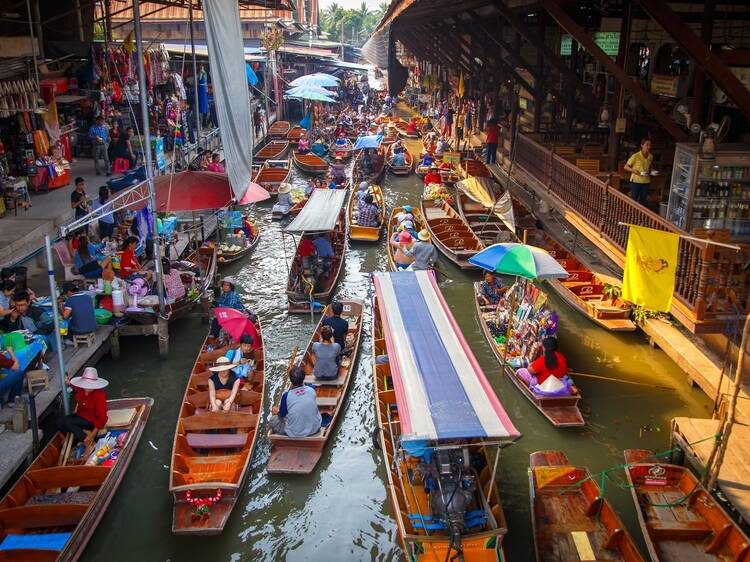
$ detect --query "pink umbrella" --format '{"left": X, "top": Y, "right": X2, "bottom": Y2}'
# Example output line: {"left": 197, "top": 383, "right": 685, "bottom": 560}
{"left": 213, "top": 307, "right": 259, "bottom": 346}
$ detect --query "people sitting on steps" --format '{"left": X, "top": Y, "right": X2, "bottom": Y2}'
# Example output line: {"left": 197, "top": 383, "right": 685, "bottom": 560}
{"left": 270, "top": 365, "right": 322, "bottom": 437}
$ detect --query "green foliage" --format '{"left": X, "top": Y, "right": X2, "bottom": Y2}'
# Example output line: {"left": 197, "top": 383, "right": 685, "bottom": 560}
{"left": 318, "top": 1, "right": 387, "bottom": 45}
{"left": 631, "top": 305, "right": 664, "bottom": 324}
{"left": 602, "top": 283, "right": 621, "bottom": 303}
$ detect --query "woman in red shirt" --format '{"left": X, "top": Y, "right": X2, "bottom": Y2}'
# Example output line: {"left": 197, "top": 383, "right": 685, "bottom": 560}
{"left": 119, "top": 236, "right": 151, "bottom": 280}
{"left": 485, "top": 118, "right": 499, "bottom": 165}
{"left": 516, "top": 337, "right": 572, "bottom": 395}
{"left": 56, "top": 367, "right": 108, "bottom": 444}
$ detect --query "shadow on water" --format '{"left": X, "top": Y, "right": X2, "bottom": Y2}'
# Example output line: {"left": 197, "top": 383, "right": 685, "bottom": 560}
{"left": 81, "top": 138, "right": 711, "bottom": 561}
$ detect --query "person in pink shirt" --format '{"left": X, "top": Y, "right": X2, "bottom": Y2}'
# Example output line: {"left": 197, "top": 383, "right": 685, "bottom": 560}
{"left": 207, "top": 153, "right": 225, "bottom": 172}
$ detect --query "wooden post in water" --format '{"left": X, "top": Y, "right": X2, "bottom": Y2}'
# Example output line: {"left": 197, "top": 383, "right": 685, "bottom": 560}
{"left": 157, "top": 316, "right": 169, "bottom": 358}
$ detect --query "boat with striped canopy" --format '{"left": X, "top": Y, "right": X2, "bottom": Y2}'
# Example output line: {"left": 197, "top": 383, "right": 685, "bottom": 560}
{"left": 372, "top": 271, "right": 520, "bottom": 562}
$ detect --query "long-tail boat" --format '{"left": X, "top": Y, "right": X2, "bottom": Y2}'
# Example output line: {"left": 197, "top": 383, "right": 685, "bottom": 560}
{"left": 268, "top": 120, "right": 291, "bottom": 138}
{"left": 267, "top": 299, "right": 364, "bottom": 474}
{"left": 372, "top": 271, "right": 520, "bottom": 562}
{"left": 0, "top": 397, "right": 153, "bottom": 561}
{"left": 285, "top": 189, "right": 347, "bottom": 314}
{"left": 386, "top": 206, "right": 426, "bottom": 272}
{"left": 293, "top": 151, "right": 329, "bottom": 175}
{"left": 623, "top": 449, "right": 750, "bottom": 562}
{"left": 420, "top": 198, "right": 484, "bottom": 268}
{"left": 528, "top": 230, "right": 636, "bottom": 332}
{"left": 386, "top": 144, "right": 413, "bottom": 176}
{"left": 352, "top": 147, "right": 386, "bottom": 185}
{"left": 459, "top": 155, "right": 491, "bottom": 178}
{"left": 529, "top": 450, "right": 645, "bottom": 562}
{"left": 348, "top": 183, "right": 384, "bottom": 242}
{"left": 328, "top": 138, "right": 354, "bottom": 160}
{"left": 253, "top": 158, "right": 291, "bottom": 196}
{"left": 169, "top": 326, "right": 265, "bottom": 535}
{"left": 287, "top": 125, "right": 306, "bottom": 145}
{"left": 456, "top": 192, "right": 516, "bottom": 246}
{"left": 254, "top": 140, "right": 289, "bottom": 161}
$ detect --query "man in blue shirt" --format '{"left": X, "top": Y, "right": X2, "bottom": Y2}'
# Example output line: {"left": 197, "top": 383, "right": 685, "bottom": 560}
{"left": 322, "top": 301, "right": 349, "bottom": 350}
{"left": 61, "top": 282, "right": 96, "bottom": 335}
{"left": 88, "top": 116, "right": 110, "bottom": 176}
{"left": 313, "top": 234, "right": 334, "bottom": 278}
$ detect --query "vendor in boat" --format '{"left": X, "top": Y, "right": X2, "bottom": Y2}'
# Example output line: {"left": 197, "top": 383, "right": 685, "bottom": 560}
{"left": 390, "top": 230, "right": 416, "bottom": 269}
{"left": 210, "top": 276, "right": 252, "bottom": 338}
{"left": 435, "top": 136, "right": 449, "bottom": 157}
{"left": 208, "top": 356, "right": 242, "bottom": 412}
{"left": 334, "top": 132, "right": 348, "bottom": 147}
{"left": 57, "top": 367, "right": 108, "bottom": 445}
{"left": 357, "top": 194, "right": 381, "bottom": 228}
{"left": 390, "top": 149, "right": 406, "bottom": 168}
{"left": 515, "top": 337, "right": 573, "bottom": 396}
{"left": 314, "top": 234, "right": 335, "bottom": 276}
{"left": 240, "top": 214, "right": 256, "bottom": 241}
{"left": 207, "top": 153, "right": 224, "bottom": 173}
{"left": 161, "top": 258, "right": 186, "bottom": 303}
{"left": 270, "top": 365, "right": 322, "bottom": 437}
{"left": 119, "top": 236, "right": 152, "bottom": 281}
{"left": 313, "top": 325, "right": 341, "bottom": 381}
{"left": 297, "top": 136, "right": 310, "bottom": 155}
{"left": 330, "top": 156, "right": 347, "bottom": 184}
{"left": 392, "top": 139, "right": 405, "bottom": 154}
{"left": 407, "top": 118, "right": 418, "bottom": 134}
{"left": 277, "top": 183, "right": 294, "bottom": 209}
{"left": 403, "top": 230, "right": 438, "bottom": 271}
{"left": 423, "top": 164, "right": 442, "bottom": 186}
{"left": 478, "top": 272, "right": 506, "bottom": 306}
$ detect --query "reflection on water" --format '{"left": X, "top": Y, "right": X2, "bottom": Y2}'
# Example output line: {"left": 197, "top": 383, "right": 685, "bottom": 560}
{"left": 81, "top": 140, "right": 711, "bottom": 561}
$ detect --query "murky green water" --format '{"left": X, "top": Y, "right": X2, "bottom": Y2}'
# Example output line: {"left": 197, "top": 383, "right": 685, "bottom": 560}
{"left": 81, "top": 136, "right": 712, "bottom": 561}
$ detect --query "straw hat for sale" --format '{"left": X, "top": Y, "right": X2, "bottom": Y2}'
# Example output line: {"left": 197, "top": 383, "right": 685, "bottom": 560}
{"left": 417, "top": 229, "right": 431, "bottom": 242}
{"left": 278, "top": 182, "right": 292, "bottom": 194}
{"left": 70, "top": 367, "right": 109, "bottom": 390}
{"left": 209, "top": 356, "right": 238, "bottom": 372}
{"left": 538, "top": 376, "right": 565, "bottom": 393}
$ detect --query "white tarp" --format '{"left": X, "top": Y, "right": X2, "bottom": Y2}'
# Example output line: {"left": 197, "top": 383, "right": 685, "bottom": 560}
{"left": 456, "top": 177, "right": 516, "bottom": 233}
{"left": 286, "top": 189, "right": 347, "bottom": 233}
{"left": 493, "top": 191, "right": 516, "bottom": 234}
{"left": 202, "top": 0, "right": 254, "bottom": 201}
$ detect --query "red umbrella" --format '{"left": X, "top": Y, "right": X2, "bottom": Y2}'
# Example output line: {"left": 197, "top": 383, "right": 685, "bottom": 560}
{"left": 213, "top": 307, "right": 259, "bottom": 346}
{"left": 152, "top": 171, "right": 269, "bottom": 212}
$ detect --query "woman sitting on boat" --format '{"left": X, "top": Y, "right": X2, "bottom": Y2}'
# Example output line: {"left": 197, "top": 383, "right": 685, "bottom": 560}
{"left": 57, "top": 367, "right": 108, "bottom": 445}
{"left": 390, "top": 150, "right": 406, "bottom": 168}
{"left": 334, "top": 132, "right": 348, "bottom": 147}
{"left": 423, "top": 164, "right": 442, "bottom": 186}
{"left": 407, "top": 118, "right": 418, "bottom": 134}
{"left": 312, "top": 326, "right": 341, "bottom": 381}
{"left": 277, "top": 183, "right": 294, "bottom": 210}
{"left": 390, "top": 230, "right": 415, "bottom": 270}
{"left": 392, "top": 139, "right": 405, "bottom": 154}
{"left": 330, "top": 157, "right": 347, "bottom": 184}
{"left": 515, "top": 337, "right": 574, "bottom": 397}
{"left": 297, "top": 136, "right": 310, "bottom": 155}
{"left": 270, "top": 366, "right": 322, "bottom": 437}
{"left": 420, "top": 152, "right": 434, "bottom": 168}
{"left": 208, "top": 356, "right": 242, "bottom": 412}
{"left": 119, "top": 236, "right": 151, "bottom": 281}
{"left": 478, "top": 272, "right": 506, "bottom": 305}
{"left": 161, "top": 258, "right": 186, "bottom": 303}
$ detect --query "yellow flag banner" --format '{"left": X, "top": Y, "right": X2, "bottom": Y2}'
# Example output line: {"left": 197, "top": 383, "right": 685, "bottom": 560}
{"left": 622, "top": 225, "right": 679, "bottom": 312}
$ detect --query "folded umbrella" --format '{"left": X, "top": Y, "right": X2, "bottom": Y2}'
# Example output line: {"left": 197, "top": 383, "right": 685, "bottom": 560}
{"left": 213, "top": 307, "right": 259, "bottom": 346}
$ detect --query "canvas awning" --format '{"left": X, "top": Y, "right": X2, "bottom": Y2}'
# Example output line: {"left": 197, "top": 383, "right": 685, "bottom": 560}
{"left": 372, "top": 271, "right": 520, "bottom": 443}
{"left": 456, "top": 177, "right": 516, "bottom": 233}
{"left": 286, "top": 189, "right": 346, "bottom": 233}
{"left": 353, "top": 134, "right": 383, "bottom": 150}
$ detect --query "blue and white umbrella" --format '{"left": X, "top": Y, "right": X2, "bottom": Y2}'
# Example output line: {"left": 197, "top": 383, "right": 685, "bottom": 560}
{"left": 290, "top": 73, "right": 340, "bottom": 88}
{"left": 285, "top": 85, "right": 336, "bottom": 102}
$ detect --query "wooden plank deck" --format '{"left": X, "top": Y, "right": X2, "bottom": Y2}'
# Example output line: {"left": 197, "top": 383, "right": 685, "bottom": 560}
{"left": 671, "top": 417, "right": 750, "bottom": 524}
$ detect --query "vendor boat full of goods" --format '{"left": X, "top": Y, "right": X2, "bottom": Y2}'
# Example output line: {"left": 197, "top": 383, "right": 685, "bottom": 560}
{"left": 372, "top": 271, "right": 520, "bottom": 562}
{"left": 267, "top": 299, "right": 363, "bottom": 474}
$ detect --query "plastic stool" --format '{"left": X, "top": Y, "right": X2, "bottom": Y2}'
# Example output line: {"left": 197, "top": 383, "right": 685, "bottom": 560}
{"left": 113, "top": 158, "right": 130, "bottom": 174}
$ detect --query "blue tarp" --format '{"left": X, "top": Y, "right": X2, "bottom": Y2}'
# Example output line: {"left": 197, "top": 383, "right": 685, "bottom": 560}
{"left": 245, "top": 63, "right": 259, "bottom": 86}
{"left": 299, "top": 113, "right": 313, "bottom": 130}
{"left": 353, "top": 134, "right": 383, "bottom": 150}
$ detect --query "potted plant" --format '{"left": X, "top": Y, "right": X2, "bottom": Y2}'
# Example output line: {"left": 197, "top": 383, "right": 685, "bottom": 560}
{"left": 602, "top": 283, "right": 622, "bottom": 307}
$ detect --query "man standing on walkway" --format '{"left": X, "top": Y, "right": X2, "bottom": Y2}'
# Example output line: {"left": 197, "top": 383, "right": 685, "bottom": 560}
{"left": 485, "top": 118, "right": 499, "bottom": 165}
{"left": 88, "top": 116, "right": 110, "bottom": 176}
{"left": 624, "top": 138, "right": 653, "bottom": 205}
{"left": 71, "top": 177, "right": 89, "bottom": 220}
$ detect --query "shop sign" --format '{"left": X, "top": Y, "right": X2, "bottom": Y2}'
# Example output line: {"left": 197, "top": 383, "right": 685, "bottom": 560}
{"left": 443, "top": 152, "right": 461, "bottom": 166}
{"left": 560, "top": 32, "right": 620, "bottom": 56}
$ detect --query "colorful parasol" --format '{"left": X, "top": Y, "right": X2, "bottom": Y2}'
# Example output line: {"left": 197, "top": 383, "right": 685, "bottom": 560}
{"left": 468, "top": 243, "right": 568, "bottom": 280}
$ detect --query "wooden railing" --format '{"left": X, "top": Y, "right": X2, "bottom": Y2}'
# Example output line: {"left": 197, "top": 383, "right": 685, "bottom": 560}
{"left": 513, "top": 133, "right": 749, "bottom": 333}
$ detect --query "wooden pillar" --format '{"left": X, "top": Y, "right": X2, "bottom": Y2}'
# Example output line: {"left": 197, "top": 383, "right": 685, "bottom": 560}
{"left": 109, "top": 330, "right": 120, "bottom": 360}
{"left": 534, "top": 15, "right": 546, "bottom": 132}
{"left": 691, "top": 0, "right": 716, "bottom": 126}
{"left": 479, "top": 72, "right": 487, "bottom": 131}
{"left": 157, "top": 316, "right": 169, "bottom": 359}
{"left": 608, "top": 1, "right": 633, "bottom": 172}
{"left": 32, "top": 0, "right": 44, "bottom": 59}
{"left": 104, "top": 0, "right": 113, "bottom": 42}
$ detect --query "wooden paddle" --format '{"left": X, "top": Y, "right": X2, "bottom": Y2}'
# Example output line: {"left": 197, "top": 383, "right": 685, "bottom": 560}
{"left": 273, "top": 346, "right": 300, "bottom": 407}
{"left": 568, "top": 370, "right": 675, "bottom": 391}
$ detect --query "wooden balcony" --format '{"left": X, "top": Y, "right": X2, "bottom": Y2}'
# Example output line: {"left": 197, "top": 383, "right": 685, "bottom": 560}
{"left": 513, "top": 133, "right": 749, "bottom": 333}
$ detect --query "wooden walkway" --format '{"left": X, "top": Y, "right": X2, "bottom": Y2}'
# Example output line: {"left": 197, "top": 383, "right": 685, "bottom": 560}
{"left": 672, "top": 417, "right": 750, "bottom": 524}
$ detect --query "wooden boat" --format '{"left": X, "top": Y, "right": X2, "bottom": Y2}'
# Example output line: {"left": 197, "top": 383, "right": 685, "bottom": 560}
{"left": 386, "top": 144, "right": 413, "bottom": 176}
{"left": 456, "top": 192, "right": 517, "bottom": 246}
{"left": 623, "top": 449, "right": 750, "bottom": 562}
{"left": 386, "top": 206, "right": 426, "bottom": 271}
{"left": 287, "top": 125, "right": 306, "bottom": 145}
{"left": 328, "top": 138, "right": 354, "bottom": 160}
{"left": 285, "top": 190, "right": 347, "bottom": 313}
{"left": 537, "top": 231, "right": 636, "bottom": 331}
{"left": 352, "top": 148, "right": 386, "bottom": 185}
{"left": 348, "top": 183, "right": 384, "bottom": 242}
{"left": 420, "top": 198, "right": 484, "bottom": 268}
{"left": 252, "top": 158, "right": 291, "bottom": 196}
{"left": 293, "top": 151, "right": 328, "bottom": 175}
{"left": 125, "top": 247, "right": 217, "bottom": 326}
{"left": 372, "top": 271, "right": 520, "bottom": 562}
{"left": 169, "top": 327, "right": 265, "bottom": 535}
{"left": 254, "top": 140, "right": 289, "bottom": 161}
{"left": 395, "top": 122, "right": 420, "bottom": 139}
{"left": 268, "top": 120, "right": 291, "bottom": 138}
{"left": 216, "top": 234, "right": 260, "bottom": 266}
{"left": 382, "top": 127, "right": 398, "bottom": 145}
{"left": 0, "top": 397, "right": 152, "bottom": 561}
{"left": 460, "top": 155, "right": 491, "bottom": 178}
{"left": 529, "top": 450, "right": 645, "bottom": 562}
{"left": 267, "top": 299, "right": 364, "bottom": 474}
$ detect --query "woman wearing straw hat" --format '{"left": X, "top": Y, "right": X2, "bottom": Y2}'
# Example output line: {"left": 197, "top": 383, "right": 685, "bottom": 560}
{"left": 208, "top": 356, "right": 242, "bottom": 412}
{"left": 56, "top": 367, "right": 109, "bottom": 444}
{"left": 277, "top": 182, "right": 294, "bottom": 209}
{"left": 402, "top": 229, "right": 438, "bottom": 271}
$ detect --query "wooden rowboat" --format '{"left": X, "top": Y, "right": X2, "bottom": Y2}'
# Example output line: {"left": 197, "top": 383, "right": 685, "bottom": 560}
{"left": 623, "top": 449, "right": 750, "bottom": 562}
{"left": 287, "top": 125, "right": 306, "bottom": 145}
{"left": 529, "top": 450, "right": 645, "bottom": 562}
{"left": 0, "top": 397, "right": 153, "bottom": 561}
{"left": 169, "top": 327, "right": 265, "bottom": 535}
{"left": 386, "top": 144, "right": 413, "bottom": 176}
{"left": 267, "top": 299, "right": 364, "bottom": 474}
{"left": 268, "top": 120, "right": 291, "bottom": 138}
{"left": 292, "top": 152, "right": 329, "bottom": 175}
{"left": 253, "top": 158, "right": 291, "bottom": 196}
{"left": 255, "top": 141, "right": 289, "bottom": 161}
{"left": 386, "top": 206, "right": 426, "bottom": 272}
{"left": 216, "top": 234, "right": 260, "bottom": 267}
{"left": 420, "top": 198, "right": 484, "bottom": 268}
{"left": 352, "top": 148, "right": 386, "bottom": 185}
{"left": 328, "top": 138, "right": 354, "bottom": 160}
{"left": 529, "top": 230, "right": 636, "bottom": 332}
{"left": 456, "top": 192, "right": 517, "bottom": 246}
{"left": 348, "top": 183, "right": 384, "bottom": 242}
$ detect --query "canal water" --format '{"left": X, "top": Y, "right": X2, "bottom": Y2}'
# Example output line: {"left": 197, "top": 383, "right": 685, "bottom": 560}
{"left": 81, "top": 136, "right": 712, "bottom": 561}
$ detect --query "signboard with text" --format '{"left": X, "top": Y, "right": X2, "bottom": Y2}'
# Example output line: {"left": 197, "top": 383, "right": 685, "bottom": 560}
{"left": 560, "top": 32, "right": 620, "bottom": 56}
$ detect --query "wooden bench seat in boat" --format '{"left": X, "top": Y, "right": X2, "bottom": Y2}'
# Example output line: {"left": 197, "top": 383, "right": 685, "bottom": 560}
{"left": 185, "top": 433, "right": 248, "bottom": 449}
{"left": 0, "top": 503, "right": 88, "bottom": 529}
{"left": 25, "top": 491, "right": 96, "bottom": 507}
{"left": 269, "top": 427, "right": 325, "bottom": 441}
{"left": 568, "top": 284, "right": 604, "bottom": 297}
{"left": 648, "top": 519, "right": 713, "bottom": 540}
{"left": 303, "top": 375, "right": 346, "bottom": 386}
{"left": 563, "top": 270, "right": 595, "bottom": 283}
{"left": 24, "top": 465, "right": 109, "bottom": 491}
{"left": 182, "top": 411, "right": 258, "bottom": 432}
{"left": 194, "top": 405, "right": 254, "bottom": 415}
{"left": 316, "top": 396, "right": 338, "bottom": 407}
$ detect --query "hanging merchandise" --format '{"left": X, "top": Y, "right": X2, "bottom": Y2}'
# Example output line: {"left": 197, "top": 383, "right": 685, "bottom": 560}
{"left": 198, "top": 67, "right": 209, "bottom": 115}
{"left": 0, "top": 80, "right": 44, "bottom": 116}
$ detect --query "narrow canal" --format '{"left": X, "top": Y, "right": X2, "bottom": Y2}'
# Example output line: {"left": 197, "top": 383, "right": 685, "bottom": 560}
{"left": 81, "top": 135, "right": 712, "bottom": 561}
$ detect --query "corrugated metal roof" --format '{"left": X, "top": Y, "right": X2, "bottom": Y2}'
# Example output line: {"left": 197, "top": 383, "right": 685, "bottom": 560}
{"left": 110, "top": 4, "right": 290, "bottom": 21}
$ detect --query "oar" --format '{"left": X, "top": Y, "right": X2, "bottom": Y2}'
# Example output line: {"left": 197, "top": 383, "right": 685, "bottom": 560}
{"left": 274, "top": 346, "right": 300, "bottom": 406}
{"left": 568, "top": 370, "right": 675, "bottom": 391}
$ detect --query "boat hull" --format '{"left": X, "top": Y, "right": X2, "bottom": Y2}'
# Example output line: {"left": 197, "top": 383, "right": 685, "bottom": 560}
{"left": 293, "top": 152, "right": 328, "bottom": 175}
{"left": 421, "top": 198, "right": 483, "bottom": 269}
{"left": 348, "top": 184, "right": 384, "bottom": 242}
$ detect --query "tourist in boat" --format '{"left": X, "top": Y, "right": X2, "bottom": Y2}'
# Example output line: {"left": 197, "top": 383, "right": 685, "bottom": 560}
{"left": 390, "top": 230, "right": 415, "bottom": 269}
{"left": 420, "top": 152, "right": 434, "bottom": 168}
{"left": 406, "top": 118, "right": 418, "bottom": 134}
{"left": 298, "top": 236, "right": 316, "bottom": 269}
{"left": 277, "top": 183, "right": 294, "bottom": 210}
{"left": 74, "top": 233, "right": 113, "bottom": 279}
{"left": 207, "top": 153, "right": 224, "bottom": 173}
{"left": 312, "top": 326, "right": 341, "bottom": 381}
{"left": 297, "top": 136, "right": 310, "bottom": 155}
{"left": 403, "top": 230, "right": 437, "bottom": 271}
{"left": 392, "top": 139, "right": 405, "bottom": 154}
{"left": 161, "top": 259, "right": 186, "bottom": 303}
{"left": 478, "top": 272, "right": 507, "bottom": 306}
{"left": 423, "top": 164, "right": 442, "bottom": 186}
{"left": 224, "top": 333, "right": 255, "bottom": 381}
{"left": 395, "top": 205, "right": 413, "bottom": 226}
{"left": 210, "top": 277, "right": 251, "bottom": 338}
{"left": 57, "top": 367, "right": 108, "bottom": 445}
{"left": 322, "top": 301, "right": 349, "bottom": 351}
{"left": 515, "top": 337, "right": 573, "bottom": 396}
{"left": 314, "top": 234, "right": 335, "bottom": 276}
{"left": 330, "top": 156, "right": 346, "bottom": 184}
{"left": 208, "top": 356, "right": 242, "bottom": 412}
{"left": 357, "top": 194, "right": 381, "bottom": 228}
{"left": 270, "top": 365, "right": 322, "bottom": 437}
{"left": 119, "top": 236, "right": 151, "bottom": 281}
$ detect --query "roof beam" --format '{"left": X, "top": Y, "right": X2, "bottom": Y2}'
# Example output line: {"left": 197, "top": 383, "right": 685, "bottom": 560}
{"left": 635, "top": 0, "right": 750, "bottom": 121}
{"left": 540, "top": 0, "right": 687, "bottom": 141}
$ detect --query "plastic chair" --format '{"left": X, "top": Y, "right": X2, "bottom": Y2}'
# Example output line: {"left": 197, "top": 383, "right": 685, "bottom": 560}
{"left": 113, "top": 158, "right": 130, "bottom": 174}
{"left": 53, "top": 241, "right": 85, "bottom": 282}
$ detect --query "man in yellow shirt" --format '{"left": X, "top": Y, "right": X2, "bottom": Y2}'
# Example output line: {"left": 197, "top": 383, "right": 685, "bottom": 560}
{"left": 624, "top": 138, "right": 653, "bottom": 205}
